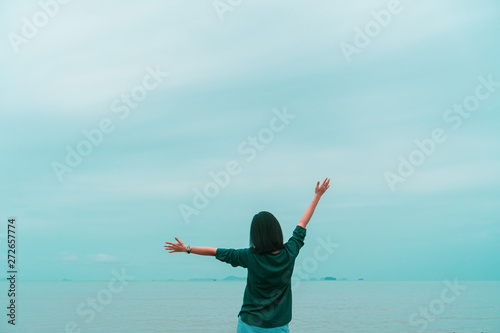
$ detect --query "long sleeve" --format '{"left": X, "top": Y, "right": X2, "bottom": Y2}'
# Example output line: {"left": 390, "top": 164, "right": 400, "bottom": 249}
{"left": 285, "top": 225, "right": 307, "bottom": 257}
{"left": 215, "top": 248, "right": 250, "bottom": 268}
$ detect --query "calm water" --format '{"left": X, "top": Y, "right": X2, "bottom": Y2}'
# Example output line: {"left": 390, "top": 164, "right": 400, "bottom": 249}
{"left": 0, "top": 280, "right": 498, "bottom": 332}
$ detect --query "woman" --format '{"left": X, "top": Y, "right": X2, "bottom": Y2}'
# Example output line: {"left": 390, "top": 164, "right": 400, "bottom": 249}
{"left": 165, "top": 177, "right": 331, "bottom": 332}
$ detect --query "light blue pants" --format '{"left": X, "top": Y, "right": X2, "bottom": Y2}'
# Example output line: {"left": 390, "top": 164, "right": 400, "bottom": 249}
{"left": 237, "top": 315, "right": 290, "bottom": 333}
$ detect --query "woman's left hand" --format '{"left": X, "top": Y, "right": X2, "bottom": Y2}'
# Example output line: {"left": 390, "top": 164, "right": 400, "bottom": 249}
{"left": 164, "top": 237, "right": 187, "bottom": 253}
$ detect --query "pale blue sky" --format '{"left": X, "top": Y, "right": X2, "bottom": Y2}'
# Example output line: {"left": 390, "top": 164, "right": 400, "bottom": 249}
{"left": 0, "top": 0, "right": 499, "bottom": 281}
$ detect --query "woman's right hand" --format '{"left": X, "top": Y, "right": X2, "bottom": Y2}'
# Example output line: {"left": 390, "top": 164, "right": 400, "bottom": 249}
{"left": 315, "top": 177, "right": 331, "bottom": 197}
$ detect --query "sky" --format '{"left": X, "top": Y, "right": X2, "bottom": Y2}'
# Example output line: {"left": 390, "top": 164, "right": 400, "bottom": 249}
{"left": 0, "top": 0, "right": 499, "bottom": 281}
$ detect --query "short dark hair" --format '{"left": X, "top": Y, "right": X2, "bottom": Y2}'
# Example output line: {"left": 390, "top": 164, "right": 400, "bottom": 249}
{"left": 250, "top": 211, "right": 285, "bottom": 255}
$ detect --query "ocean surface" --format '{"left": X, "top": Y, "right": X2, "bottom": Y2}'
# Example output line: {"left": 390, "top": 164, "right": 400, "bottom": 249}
{"left": 0, "top": 280, "right": 498, "bottom": 333}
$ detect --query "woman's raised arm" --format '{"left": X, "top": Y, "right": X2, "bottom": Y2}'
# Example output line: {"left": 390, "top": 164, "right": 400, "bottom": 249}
{"left": 297, "top": 177, "right": 331, "bottom": 229}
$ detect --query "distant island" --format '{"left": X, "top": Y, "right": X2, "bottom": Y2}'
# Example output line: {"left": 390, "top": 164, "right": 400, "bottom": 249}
{"left": 222, "top": 275, "right": 246, "bottom": 281}
{"left": 59, "top": 276, "right": 367, "bottom": 282}
{"left": 164, "top": 276, "right": 367, "bottom": 282}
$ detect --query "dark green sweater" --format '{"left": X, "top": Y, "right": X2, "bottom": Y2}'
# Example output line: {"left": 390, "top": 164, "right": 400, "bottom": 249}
{"left": 215, "top": 225, "right": 306, "bottom": 328}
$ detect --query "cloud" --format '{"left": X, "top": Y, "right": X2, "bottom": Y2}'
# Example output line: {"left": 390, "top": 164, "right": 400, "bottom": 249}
{"left": 60, "top": 252, "right": 118, "bottom": 263}
{"left": 86, "top": 253, "right": 117, "bottom": 263}
{"left": 400, "top": 160, "right": 500, "bottom": 193}
{"left": 1, "top": 0, "right": 499, "bottom": 281}
{"left": 60, "top": 251, "right": 78, "bottom": 262}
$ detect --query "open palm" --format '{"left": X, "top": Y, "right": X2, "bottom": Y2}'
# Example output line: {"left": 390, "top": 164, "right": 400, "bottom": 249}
{"left": 315, "top": 177, "right": 331, "bottom": 197}
{"left": 164, "top": 237, "right": 187, "bottom": 253}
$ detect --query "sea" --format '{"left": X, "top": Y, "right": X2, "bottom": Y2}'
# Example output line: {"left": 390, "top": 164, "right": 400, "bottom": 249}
{"left": 0, "top": 280, "right": 498, "bottom": 333}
